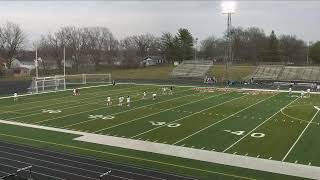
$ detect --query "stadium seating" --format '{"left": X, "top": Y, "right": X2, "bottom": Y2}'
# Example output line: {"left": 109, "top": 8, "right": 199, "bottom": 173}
{"left": 171, "top": 60, "right": 213, "bottom": 78}
{"left": 251, "top": 65, "right": 320, "bottom": 82}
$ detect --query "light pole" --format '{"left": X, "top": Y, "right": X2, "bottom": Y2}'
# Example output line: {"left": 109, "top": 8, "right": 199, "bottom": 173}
{"left": 307, "top": 41, "right": 313, "bottom": 65}
{"left": 194, "top": 38, "right": 198, "bottom": 61}
{"left": 221, "top": 1, "right": 236, "bottom": 81}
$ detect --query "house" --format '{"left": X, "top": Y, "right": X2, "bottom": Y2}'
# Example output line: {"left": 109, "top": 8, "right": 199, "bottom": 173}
{"left": 11, "top": 58, "right": 35, "bottom": 70}
{"left": 142, "top": 56, "right": 164, "bottom": 66}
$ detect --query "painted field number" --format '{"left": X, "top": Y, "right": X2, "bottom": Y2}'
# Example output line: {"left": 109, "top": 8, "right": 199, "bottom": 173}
{"left": 89, "top": 115, "right": 114, "bottom": 120}
{"left": 42, "top": 109, "right": 61, "bottom": 114}
{"left": 149, "top": 121, "right": 181, "bottom": 128}
{"left": 224, "top": 130, "right": 265, "bottom": 138}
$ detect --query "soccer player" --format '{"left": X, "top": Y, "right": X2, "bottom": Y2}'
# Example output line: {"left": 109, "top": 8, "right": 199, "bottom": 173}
{"left": 169, "top": 86, "right": 173, "bottom": 95}
{"left": 126, "top": 96, "right": 131, "bottom": 107}
{"left": 162, "top": 87, "right": 167, "bottom": 95}
{"left": 118, "top": 96, "right": 123, "bottom": 106}
{"left": 72, "top": 88, "right": 76, "bottom": 96}
{"left": 307, "top": 88, "right": 311, "bottom": 97}
{"left": 75, "top": 88, "right": 80, "bottom": 96}
{"left": 106, "top": 96, "right": 111, "bottom": 106}
{"left": 289, "top": 87, "right": 292, "bottom": 96}
{"left": 317, "top": 84, "right": 320, "bottom": 92}
{"left": 152, "top": 93, "right": 157, "bottom": 100}
{"left": 13, "top": 92, "right": 18, "bottom": 102}
{"left": 142, "top": 91, "right": 146, "bottom": 99}
{"left": 112, "top": 80, "right": 116, "bottom": 86}
{"left": 301, "top": 90, "right": 305, "bottom": 98}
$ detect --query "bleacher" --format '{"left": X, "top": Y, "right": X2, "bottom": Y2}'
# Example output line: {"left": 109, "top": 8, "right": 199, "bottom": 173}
{"left": 171, "top": 60, "right": 213, "bottom": 78}
{"left": 251, "top": 65, "right": 284, "bottom": 81}
{"left": 251, "top": 65, "right": 320, "bottom": 82}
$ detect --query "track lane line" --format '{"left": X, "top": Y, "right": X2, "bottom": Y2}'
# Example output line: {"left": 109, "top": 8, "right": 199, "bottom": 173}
{"left": 0, "top": 156, "right": 97, "bottom": 180}
{"left": 0, "top": 135, "right": 254, "bottom": 180}
{"left": 0, "top": 161, "right": 64, "bottom": 180}
{"left": 0, "top": 146, "right": 165, "bottom": 180}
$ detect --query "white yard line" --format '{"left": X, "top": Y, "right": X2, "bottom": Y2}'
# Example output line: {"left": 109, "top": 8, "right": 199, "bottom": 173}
{"left": 5, "top": 87, "right": 152, "bottom": 123}
{"left": 63, "top": 89, "right": 196, "bottom": 129}
{"left": 0, "top": 119, "right": 319, "bottom": 179}
{"left": 131, "top": 94, "right": 247, "bottom": 138}
{"left": 223, "top": 97, "right": 300, "bottom": 153}
{"left": 93, "top": 92, "right": 227, "bottom": 133}
{"left": 34, "top": 88, "right": 191, "bottom": 125}
{"left": 282, "top": 109, "right": 320, "bottom": 161}
{"left": 1, "top": 86, "right": 145, "bottom": 115}
{"left": 173, "top": 94, "right": 277, "bottom": 145}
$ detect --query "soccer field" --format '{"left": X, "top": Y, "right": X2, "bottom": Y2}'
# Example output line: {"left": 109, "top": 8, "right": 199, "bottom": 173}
{"left": 0, "top": 84, "right": 319, "bottom": 179}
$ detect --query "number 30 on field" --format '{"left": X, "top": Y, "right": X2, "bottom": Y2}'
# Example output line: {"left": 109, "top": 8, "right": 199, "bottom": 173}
{"left": 224, "top": 130, "right": 265, "bottom": 138}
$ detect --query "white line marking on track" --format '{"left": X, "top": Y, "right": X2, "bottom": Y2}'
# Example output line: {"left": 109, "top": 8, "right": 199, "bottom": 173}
{"left": 269, "top": 157, "right": 272, "bottom": 160}
{"left": 282, "top": 108, "right": 320, "bottom": 161}
{"left": 0, "top": 161, "right": 65, "bottom": 180}
{"left": 223, "top": 97, "right": 299, "bottom": 153}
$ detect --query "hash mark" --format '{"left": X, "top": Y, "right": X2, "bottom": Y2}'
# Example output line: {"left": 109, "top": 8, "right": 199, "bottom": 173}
{"left": 257, "top": 155, "right": 260, "bottom": 158}
{"left": 233, "top": 152, "right": 237, "bottom": 154}
{"left": 269, "top": 157, "right": 272, "bottom": 160}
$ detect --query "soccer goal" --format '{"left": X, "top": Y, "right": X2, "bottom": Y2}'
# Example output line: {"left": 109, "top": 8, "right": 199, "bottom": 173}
{"left": 31, "top": 75, "right": 66, "bottom": 94}
{"left": 65, "top": 74, "right": 112, "bottom": 85}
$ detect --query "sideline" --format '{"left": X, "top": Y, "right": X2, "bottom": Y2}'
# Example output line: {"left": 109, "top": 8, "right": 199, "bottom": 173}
{"left": 0, "top": 119, "right": 318, "bottom": 179}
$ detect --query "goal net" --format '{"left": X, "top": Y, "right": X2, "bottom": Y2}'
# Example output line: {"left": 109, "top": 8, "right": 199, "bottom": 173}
{"left": 65, "top": 74, "right": 111, "bottom": 84}
{"left": 31, "top": 75, "right": 66, "bottom": 93}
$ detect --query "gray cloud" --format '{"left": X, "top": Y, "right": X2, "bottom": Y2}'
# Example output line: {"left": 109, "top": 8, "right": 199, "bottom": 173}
{"left": 0, "top": 0, "right": 318, "bottom": 45}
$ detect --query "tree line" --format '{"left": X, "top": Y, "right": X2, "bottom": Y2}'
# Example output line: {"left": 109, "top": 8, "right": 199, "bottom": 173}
{"left": 0, "top": 21, "right": 320, "bottom": 71}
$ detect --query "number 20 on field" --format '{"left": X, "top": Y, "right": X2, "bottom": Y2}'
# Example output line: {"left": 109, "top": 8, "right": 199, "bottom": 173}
{"left": 224, "top": 130, "right": 265, "bottom": 138}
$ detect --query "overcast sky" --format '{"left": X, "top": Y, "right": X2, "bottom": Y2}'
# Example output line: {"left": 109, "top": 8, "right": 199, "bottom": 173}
{"left": 0, "top": 0, "right": 319, "bottom": 46}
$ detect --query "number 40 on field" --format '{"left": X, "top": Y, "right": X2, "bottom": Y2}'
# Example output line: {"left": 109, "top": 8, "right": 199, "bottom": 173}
{"left": 224, "top": 130, "right": 265, "bottom": 138}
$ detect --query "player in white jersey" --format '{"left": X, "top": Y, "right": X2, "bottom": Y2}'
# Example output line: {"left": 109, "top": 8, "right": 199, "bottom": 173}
{"left": 106, "top": 96, "right": 111, "bottom": 106}
{"left": 307, "top": 88, "right": 311, "bottom": 97}
{"left": 126, "top": 96, "right": 131, "bottom": 107}
{"left": 142, "top": 91, "right": 146, "bottom": 99}
{"left": 13, "top": 92, "right": 18, "bottom": 102}
{"left": 162, "top": 87, "right": 167, "bottom": 95}
{"left": 72, "top": 88, "right": 76, "bottom": 96}
{"left": 301, "top": 90, "right": 305, "bottom": 98}
{"left": 118, "top": 96, "right": 123, "bottom": 106}
{"left": 152, "top": 93, "right": 157, "bottom": 100}
{"left": 317, "top": 85, "right": 320, "bottom": 92}
{"left": 289, "top": 87, "right": 292, "bottom": 96}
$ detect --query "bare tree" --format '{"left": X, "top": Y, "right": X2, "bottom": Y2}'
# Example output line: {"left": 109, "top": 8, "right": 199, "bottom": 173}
{"left": 0, "top": 22, "right": 25, "bottom": 68}
{"left": 84, "top": 27, "right": 116, "bottom": 66}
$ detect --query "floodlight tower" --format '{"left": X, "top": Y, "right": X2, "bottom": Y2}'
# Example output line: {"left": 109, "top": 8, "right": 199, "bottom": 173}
{"left": 221, "top": 1, "right": 236, "bottom": 81}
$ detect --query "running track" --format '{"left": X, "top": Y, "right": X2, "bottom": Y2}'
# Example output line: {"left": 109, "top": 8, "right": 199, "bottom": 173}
{"left": 0, "top": 141, "right": 198, "bottom": 180}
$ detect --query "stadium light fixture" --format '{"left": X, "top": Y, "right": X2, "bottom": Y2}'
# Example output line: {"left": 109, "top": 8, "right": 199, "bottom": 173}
{"left": 221, "top": 1, "right": 237, "bottom": 14}
{"left": 221, "top": 1, "right": 237, "bottom": 81}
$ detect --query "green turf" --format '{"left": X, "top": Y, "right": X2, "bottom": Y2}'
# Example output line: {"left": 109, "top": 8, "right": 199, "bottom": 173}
{"left": 0, "top": 84, "right": 317, "bottom": 180}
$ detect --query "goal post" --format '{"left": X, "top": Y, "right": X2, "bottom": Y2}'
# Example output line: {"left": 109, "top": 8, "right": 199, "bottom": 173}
{"left": 31, "top": 75, "right": 66, "bottom": 93}
{"left": 30, "top": 73, "right": 111, "bottom": 94}
{"left": 65, "top": 74, "right": 111, "bottom": 85}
